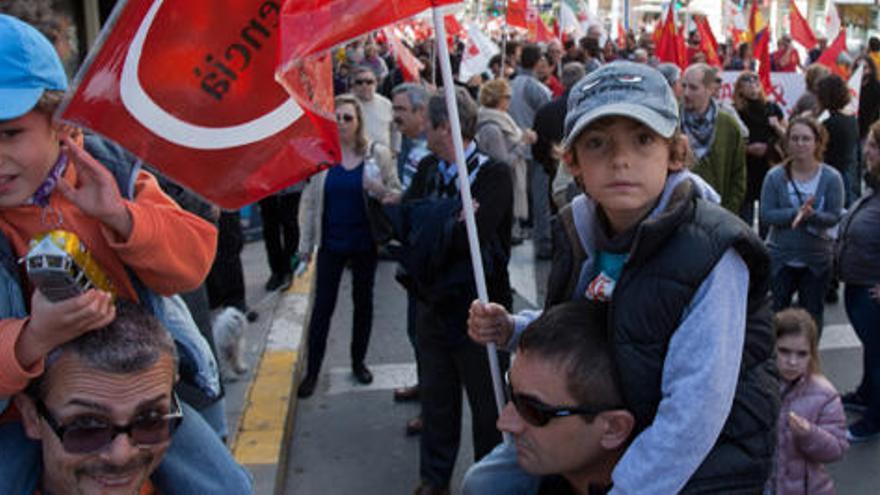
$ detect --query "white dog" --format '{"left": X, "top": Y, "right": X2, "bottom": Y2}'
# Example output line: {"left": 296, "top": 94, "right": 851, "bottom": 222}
{"left": 212, "top": 306, "right": 249, "bottom": 380}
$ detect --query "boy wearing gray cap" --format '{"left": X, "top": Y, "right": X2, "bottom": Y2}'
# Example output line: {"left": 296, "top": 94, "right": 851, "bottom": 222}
{"left": 466, "top": 61, "right": 778, "bottom": 494}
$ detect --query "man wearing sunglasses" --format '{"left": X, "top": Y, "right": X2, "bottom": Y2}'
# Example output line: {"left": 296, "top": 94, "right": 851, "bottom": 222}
{"left": 350, "top": 65, "right": 397, "bottom": 153}
{"left": 489, "top": 301, "right": 634, "bottom": 495}
{"left": 14, "top": 301, "right": 181, "bottom": 495}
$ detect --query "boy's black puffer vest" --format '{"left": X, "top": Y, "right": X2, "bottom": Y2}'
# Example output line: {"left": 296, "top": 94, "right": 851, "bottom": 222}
{"left": 546, "top": 181, "right": 779, "bottom": 494}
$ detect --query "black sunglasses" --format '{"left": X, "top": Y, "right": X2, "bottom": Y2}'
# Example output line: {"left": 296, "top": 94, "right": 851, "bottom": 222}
{"left": 336, "top": 114, "right": 355, "bottom": 123}
{"left": 354, "top": 78, "right": 376, "bottom": 86}
{"left": 34, "top": 393, "right": 184, "bottom": 454}
{"left": 505, "top": 371, "right": 618, "bottom": 427}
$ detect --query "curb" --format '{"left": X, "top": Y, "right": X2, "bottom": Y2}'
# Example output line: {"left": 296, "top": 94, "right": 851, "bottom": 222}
{"left": 231, "top": 263, "right": 314, "bottom": 495}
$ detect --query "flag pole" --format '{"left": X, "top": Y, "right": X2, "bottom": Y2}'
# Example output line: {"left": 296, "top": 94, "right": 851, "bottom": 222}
{"left": 431, "top": 6, "right": 510, "bottom": 444}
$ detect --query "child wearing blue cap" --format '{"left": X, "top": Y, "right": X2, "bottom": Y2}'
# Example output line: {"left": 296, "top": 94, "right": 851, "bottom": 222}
{"left": 0, "top": 14, "right": 251, "bottom": 493}
{"left": 466, "top": 61, "right": 779, "bottom": 494}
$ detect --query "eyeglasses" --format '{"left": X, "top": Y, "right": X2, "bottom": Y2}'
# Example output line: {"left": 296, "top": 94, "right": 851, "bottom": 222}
{"left": 34, "top": 393, "right": 184, "bottom": 454}
{"left": 740, "top": 74, "right": 759, "bottom": 83}
{"left": 336, "top": 114, "right": 355, "bottom": 123}
{"left": 505, "top": 372, "right": 618, "bottom": 427}
{"left": 353, "top": 78, "right": 376, "bottom": 86}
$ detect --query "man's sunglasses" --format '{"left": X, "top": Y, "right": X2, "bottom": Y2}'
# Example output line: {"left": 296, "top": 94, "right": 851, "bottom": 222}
{"left": 353, "top": 78, "right": 376, "bottom": 86}
{"left": 505, "top": 372, "right": 619, "bottom": 427}
{"left": 34, "top": 393, "right": 184, "bottom": 454}
{"left": 336, "top": 114, "right": 355, "bottom": 123}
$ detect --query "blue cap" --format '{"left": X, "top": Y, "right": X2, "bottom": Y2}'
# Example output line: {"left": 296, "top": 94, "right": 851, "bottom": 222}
{"left": 563, "top": 61, "right": 679, "bottom": 149}
{"left": 0, "top": 14, "right": 68, "bottom": 120}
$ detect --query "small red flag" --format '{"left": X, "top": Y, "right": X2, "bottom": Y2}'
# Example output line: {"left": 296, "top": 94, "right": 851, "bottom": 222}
{"left": 817, "top": 29, "right": 849, "bottom": 77}
{"left": 694, "top": 16, "right": 721, "bottom": 67}
{"left": 536, "top": 16, "right": 554, "bottom": 42}
{"left": 616, "top": 21, "right": 627, "bottom": 50}
{"left": 788, "top": 0, "right": 817, "bottom": 50}
{"left": 384, "top": 28, "right": 424, "bottom": 82}
{"left": 507, "top": 0, "right": 529, "bottom": 29}
{"left": 655, "top": 3, "right": 686, "bottom": 68}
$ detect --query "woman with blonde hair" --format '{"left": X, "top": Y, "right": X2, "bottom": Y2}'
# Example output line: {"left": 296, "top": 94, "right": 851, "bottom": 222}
{"left": 475, "top": 78, "right": 535, "bottom": 242}
{"left": 297, "top": 94, "right": 401, "bottom": 398}
{"left": 733, "top": 70, "right": 786, "bottom": 231}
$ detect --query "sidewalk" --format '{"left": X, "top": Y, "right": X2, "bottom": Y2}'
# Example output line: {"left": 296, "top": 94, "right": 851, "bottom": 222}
{"left": 221, "top": 240, "right": 315, "bottom": 495}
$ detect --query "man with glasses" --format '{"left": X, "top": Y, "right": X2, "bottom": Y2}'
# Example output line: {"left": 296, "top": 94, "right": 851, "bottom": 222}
{"left": 350, "top": 65, "right": 398, "bottom": 153}
{"left": 489, "top": 301, "right": 634, "bottom": 495}
{"left": 13, "top": 301, "right": 192, "bottom": 495}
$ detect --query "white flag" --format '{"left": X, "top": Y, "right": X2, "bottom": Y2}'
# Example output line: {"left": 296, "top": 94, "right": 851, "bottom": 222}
{"left": 843, "top": 62, "right": 863, "bottom": 116}
{"left": 560, "top": 0, "right": 585, "bottom": 39}
{"left": 723, "top": 0, "right": 747, "bottom": 32}
{"left": 824, "top": 1, "right": 840, "bottom": 41}
{"left": 458, "top": 23, "right": 500, "bottom": 82}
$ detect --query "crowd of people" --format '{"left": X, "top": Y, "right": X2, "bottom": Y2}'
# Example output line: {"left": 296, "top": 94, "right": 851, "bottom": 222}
{"left": 2, "top": 1, "right": 880, "bottom": 493}
{"left": 312, "top": 21, "right": 880, "bottom": 495}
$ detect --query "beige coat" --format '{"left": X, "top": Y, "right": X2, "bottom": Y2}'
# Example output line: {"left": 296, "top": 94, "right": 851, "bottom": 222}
{"left": 298, "top": 141, "right": 400, "bottom": 255}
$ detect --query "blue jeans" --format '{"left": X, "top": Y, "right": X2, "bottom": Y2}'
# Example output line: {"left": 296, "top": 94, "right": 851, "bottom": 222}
{"left": 846, "top": 284, "right": 880, "bottom": 425}
{"left": 0, "top": 401, "right": 252, "bottom": 494}
{"left": 461, "top": 441, "right": 539, "bottom": 495}
{"left": 770, "top": 264, "right": 830, "bottom": 330}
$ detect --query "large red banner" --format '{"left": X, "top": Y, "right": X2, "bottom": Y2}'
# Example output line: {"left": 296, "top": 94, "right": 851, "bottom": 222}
{"left": 59, "top": 0, "right": 336, "bottom": 209}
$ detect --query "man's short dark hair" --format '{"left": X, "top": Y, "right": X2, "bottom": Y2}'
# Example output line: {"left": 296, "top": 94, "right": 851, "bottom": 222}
{"left": 28, "top": 300, "right": 178, "bottom": 399}
{"left": 427, "top": 86, "right": 478, "bottom": 140}
{"left": 869, "top": 36, "right": 880, "bottom": 52}
{"left": 518, "top": 301, "right": 623, "bottom": 410}
{"left": 520, "top": 43, "right": 542, "bottom": 70}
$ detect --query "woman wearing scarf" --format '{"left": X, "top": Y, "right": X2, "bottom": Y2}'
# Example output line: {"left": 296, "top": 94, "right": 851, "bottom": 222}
{"left": 475, "top": 79, "right": 536, "bottom": 243}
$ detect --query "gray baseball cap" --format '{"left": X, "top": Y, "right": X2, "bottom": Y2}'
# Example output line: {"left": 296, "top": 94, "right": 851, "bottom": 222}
{"left": 563, "top": 61, "right": 679, "bottom": 149}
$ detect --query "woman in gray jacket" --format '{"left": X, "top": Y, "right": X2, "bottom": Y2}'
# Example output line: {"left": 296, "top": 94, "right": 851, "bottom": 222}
{"left": 761, "top": 116, "right": 845, "bottom": 329}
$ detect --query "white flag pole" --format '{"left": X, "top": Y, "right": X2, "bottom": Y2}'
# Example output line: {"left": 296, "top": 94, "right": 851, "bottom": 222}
{"left": 431, "top": 6, "right": 510, "bottom": 444}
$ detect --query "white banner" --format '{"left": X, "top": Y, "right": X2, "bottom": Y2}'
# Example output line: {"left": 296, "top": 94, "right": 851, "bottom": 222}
{"left": 717, "top": 71, "right": 806, "bottom": 115}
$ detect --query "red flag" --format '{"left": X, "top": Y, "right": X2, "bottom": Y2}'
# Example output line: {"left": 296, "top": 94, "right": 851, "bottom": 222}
{"left": 445, "top": 15, "right": 463, "bottom": 38}
{"left": 694, "top": 16, "right": 721, "bottom": 67}
{"left": 280, "top": 0, "right": 460, "bottom": 61}
{"left": 507, "top": 0, "right": 528, "bottom": 29}
{"left": 788, "top": 0, "right": 817, "bottom": 50}
{"left": 58, "top": 0, "right": 334, "bottom": 209}
{"left": 384, "top": 28, "right": 424, "bottom": 82}
{"left": 748, "top": 0, "right": 773, "bottom": 94}
{"left": 536, "top": 16, "right": 554, "bottom": 43}
{"left": 817, "top": 29, "right": 848, "bottom": 77}
{"left": 655, "top": 4, "right": 686, "bottom": 68}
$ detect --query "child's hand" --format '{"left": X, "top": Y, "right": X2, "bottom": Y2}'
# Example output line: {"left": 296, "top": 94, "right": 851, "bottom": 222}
{"left": 788, "top": 411, "right": 812, "bottom": 435}
{"left": 468, "top": 300, "right": 514, "bottom": 347}
{"left": 15, "top": 289, "right": 115, "bottom": 369}
{"left": 57, "top": 135, "right": 133, "bottom": 240}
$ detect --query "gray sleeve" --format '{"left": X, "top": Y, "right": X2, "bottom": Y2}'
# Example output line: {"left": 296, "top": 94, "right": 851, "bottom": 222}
{"left": 760, "top": 169, "right": 798, "bottom": 227}
{"left": 610, "top": 248, "right": 748, "bottom": 494}
{"left": 507, "top": 309, "right": 544, "bottom": 352}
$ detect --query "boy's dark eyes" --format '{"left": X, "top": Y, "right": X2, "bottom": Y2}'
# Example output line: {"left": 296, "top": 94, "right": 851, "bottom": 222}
{"left": 636, "top": 133, "right": 656, "bottom": 145}
{"left": 0, "top": 129, "right": 23, "bottom": 139}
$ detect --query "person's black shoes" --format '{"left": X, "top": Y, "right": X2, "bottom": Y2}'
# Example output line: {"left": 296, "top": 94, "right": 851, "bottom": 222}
{"left": 394, "top": 384, "right": 420, "bottom": 402}
{"left": 352, "top": 362, "right": 373, "bottom": 384}
{"left": 297, "top": 374, "right": 318, "bottom": 398}
{"left": 265, "top": 272, "right": 292, "bottom": 292}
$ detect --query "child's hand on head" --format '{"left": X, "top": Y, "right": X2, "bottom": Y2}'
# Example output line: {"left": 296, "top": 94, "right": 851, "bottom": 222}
{"left": 57, "top": 135, "right": 133, "bottom": 239}
{"left": 15, "top": 289, "right": 115, "bottom": 369}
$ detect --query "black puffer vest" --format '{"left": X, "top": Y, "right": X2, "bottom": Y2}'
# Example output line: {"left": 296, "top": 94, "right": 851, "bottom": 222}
{"left": 546, "top": 181, "right": 779, "bottom": 494}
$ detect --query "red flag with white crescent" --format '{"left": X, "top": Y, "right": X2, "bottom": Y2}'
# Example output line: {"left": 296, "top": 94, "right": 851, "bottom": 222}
{"left": 59, "top": 0, "right": 336, "bottom": 209}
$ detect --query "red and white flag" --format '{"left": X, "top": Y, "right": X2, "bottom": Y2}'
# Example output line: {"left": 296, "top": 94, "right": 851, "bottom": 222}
{"left": 458, "top": 22, "right": 499, "bottom": 82}
{"left": 384, "top": 28, "right": 424, "bottom": 82}
{"left": 59, "top": 0, "right": 336, "bottom": 209}
{"left": 844, "top": 61, "right": 863, "bottom": 116}
{"left": 824, "top": 1, "right": 841, "bottom": 41}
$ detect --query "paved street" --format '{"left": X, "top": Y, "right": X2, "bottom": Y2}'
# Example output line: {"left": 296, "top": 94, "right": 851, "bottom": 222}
{"left": 278, "top": 240, "right": 880, "bottom": 495}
